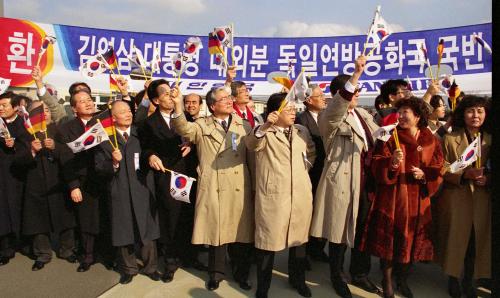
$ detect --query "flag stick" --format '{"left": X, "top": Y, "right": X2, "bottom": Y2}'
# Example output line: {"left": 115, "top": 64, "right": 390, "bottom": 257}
{"left": 42, "top": 111, "right": 48, "bottom": 139}
{"left": 108, "top": 104, "right": 118, "bottom": 149}
{"left": 476, "top": 132, "right": 481, "bottom": 168}
{"left": 97, "top": 119, "right": 116, "bottom": 150}
{"left": 36, "top": 53, "right": 43, "bottom": 67}
{"left": 366, "top": 43, "right": 380, "bottom": 57}
{"left": 231, "top": 23, "right": 236, "bottom": 66}
{"left": 436, "top": 59, "right": 442, "bottom": 81}
{"left": 426, "top": 59, "right": 435, "bottom": 82}
{"left": 393, "top": 127, "right": 400, "bottom": 150}
{"left": 176, "top": 71, "right": 182, "bottom": 88}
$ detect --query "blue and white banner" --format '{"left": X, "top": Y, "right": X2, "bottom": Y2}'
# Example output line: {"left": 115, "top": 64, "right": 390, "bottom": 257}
{"left": 0, "top": 17, "right": 491, "bottom": 97}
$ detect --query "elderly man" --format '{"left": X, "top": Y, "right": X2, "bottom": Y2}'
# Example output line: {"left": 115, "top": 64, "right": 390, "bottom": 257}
{"left": 171, "top": 86, "right": 254, "bottom": 291}
{"left": 310, "top": 56, "right": 379, "bottom": 298}
{"left": 295, "top": 84, "right": 328, "bottom": 263}
{"left": 184, "top": 93, "right": 203, "bottom": 120}
{"left": 0, "top": 92, "right": 32, "bottom": 266}
{"left": 95, "top": 101, "right": 160, "bottom": 284}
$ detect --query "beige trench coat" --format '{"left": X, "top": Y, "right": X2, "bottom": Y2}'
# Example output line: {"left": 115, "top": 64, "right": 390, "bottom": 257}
{"left": 171, "top": 113, "right": 254, "bottom": 246}
{"left": 434, "top": 129, "right": 491, "bottom": 278}
{"left": 310, "top": 92, "right": 379, "bottom": 247}
{"left": 246, "top": 124, "right": 316, "bottom": 251}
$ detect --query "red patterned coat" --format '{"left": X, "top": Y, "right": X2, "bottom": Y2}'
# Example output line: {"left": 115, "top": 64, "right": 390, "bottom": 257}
{"left": 360, "top": 127, "right": 443, "bottom": 263}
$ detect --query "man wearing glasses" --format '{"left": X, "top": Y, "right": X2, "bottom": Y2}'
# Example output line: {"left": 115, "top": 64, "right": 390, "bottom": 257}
{"left": 296, "top": 85, "right": 329, "bottom": 264}
{"left": 171, "top": 86, "right": 254, "bottom": 292}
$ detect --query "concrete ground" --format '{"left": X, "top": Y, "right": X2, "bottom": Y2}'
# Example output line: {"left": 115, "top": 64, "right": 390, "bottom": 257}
{"left": 99, "top": 249, "right": 491, "bottom": 298}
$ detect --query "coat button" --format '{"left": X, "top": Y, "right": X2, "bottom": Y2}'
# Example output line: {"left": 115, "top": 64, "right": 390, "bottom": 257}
{"left": 235, "top": 154, "right": 239, "bottom": 157}
{"left": 234, "top": 171, "right": 239, "bottom": 174}
{"left": 236, "top": 188, "right": 240, "bottom": 192}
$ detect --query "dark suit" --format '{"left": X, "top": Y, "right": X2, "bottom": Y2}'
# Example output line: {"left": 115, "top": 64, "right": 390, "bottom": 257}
{"left": 296, "top": 110, "right": 327, "bottom": 258}
{"left": 56, "top": 117, "right": 103, "bottom": 264}
{"left": 95, "top": 126, "right": 160, "bottom": 275}
{"left": 0, "top": 116, "right": 31, "bottom": 259}
{"left": 22, "top": 124, "right": 76, "bottom": 263}
{"left": 139, "top": 109, "right": 194, "bottom": 274}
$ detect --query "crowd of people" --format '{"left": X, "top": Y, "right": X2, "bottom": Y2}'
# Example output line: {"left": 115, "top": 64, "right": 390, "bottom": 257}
{"left": 0, "top": 55, "right": 492, "bottom": 298}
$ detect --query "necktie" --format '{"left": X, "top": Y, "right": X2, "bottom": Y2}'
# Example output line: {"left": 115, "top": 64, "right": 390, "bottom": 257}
{"left": 123, "top": 132, "right": 129, "bottom": 141}
{"left": 221, "top": 120, "right": 228, "bottom": 132}
{"left": 242, "top": 112, "right": 246, "bottom": 119}
{"left": 284, "top": 127, "right": 292, "bottom": 142}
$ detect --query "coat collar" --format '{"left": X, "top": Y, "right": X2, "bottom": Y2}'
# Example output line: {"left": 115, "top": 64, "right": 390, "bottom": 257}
{"left": 345, "top": 109, "right": 366, "bottom": 140}
{"left": 206, "top": 114, "right": 244, "bottom": 152}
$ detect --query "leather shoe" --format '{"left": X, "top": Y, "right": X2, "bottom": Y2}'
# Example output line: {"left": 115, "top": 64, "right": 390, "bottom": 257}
{"left": 119, "top": 273, "right": 135, "bottom": 284}
{"left": 64, "top": 254, "right": 78, "bottom": 264}
{"left": 206, "top": 278, "right": 220, "bottom": 291}
{"left": 292, "top": 283, "right": 312, "bottom": 297}
{"left": 331, "top": 276, "right": 352, "bottom": 298}
{"left": 396, "top": 278, "right": 414, "bottom": 298}
{"left": 255, "top": 290, "right": 268, "bottom": 298}
{"left": 237, "top": 279, "right": 252, "bottom": 291}
{"left": 76, "top": 262, "right": 92, "bottom": 272}
{"left": 144, "top": 271, "right": 161, "bottom": 282}
{"left": 0, "top": 256, "right": 11, "bottom": 266}
{"left": 161, "top": 271, "right": 174, "bottom": 283}
{"left": 32, "top": 261, "right": 45, "bottom": 271}
{"left": 351, "top": 276, "right": 379, "bottom": 293}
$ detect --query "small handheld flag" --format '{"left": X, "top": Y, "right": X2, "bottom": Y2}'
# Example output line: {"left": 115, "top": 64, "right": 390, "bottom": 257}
{"left": 37, "top": 35, "right": 56, "bottom": 66}
{"left": 0, "top": 117, "right": 10, "bottom": 139}
{"left": 449, "top": 136, "right": 480, "bottom": 173}
{"left": 363, "top": 5, "right": 392, "bottom": 56}
{"left": 79, "top": 55, "right": 108, "bottom": 79}
{"left": 472, "top": 33, "right": 492, "bottom": 55}
{"left": 66, "top": 121, "right": 110, "bottom": 153}
{"left": 372, "top": 122, "right": 398, "bottom": 142}
{"left": 169, "top": 171, "right": 196, "bottom": 203}
{"left": 0, "top": 77, "right": 11, "bottom": 94}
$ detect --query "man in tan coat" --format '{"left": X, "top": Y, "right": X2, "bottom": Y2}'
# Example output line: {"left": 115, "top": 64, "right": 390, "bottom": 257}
{"left": 310, "top": 56, "right": 379, "bottom": 298}
{"left": 246, "top": 93, "right": 316, "bottom": 298}
{"left": 170, "top": 86, "right": 254, "bottom": 292}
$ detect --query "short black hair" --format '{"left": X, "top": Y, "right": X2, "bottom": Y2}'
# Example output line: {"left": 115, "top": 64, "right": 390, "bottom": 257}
{"left": 394, "top": 97, "right": 430, "bottom": 128}
{"left": 14, "top": 94, "right": 32, "bottom": 107}
{"left": 374, "top": 95, "right": 385, "bottom": 111}
{"left": 380, "top": 79, "right": 408, "bottom": 105}
{"left": 329, "top": 74, "right": 350, "bottom": 96}
{"left": 147, "top": 79, "right": 170, "bottom": 100}
{"left": 183, "top": 93, "right": 203, "bottom": 105}
{"left": 70, "top": 89, "right": 93, "bottom": 107}
{"left": 430, "top": 95, "right": 444, "bottom": 110}
{"left": 266, "top": 93, "right": 287, "bottom": 114}
{"left": 0, "top": 91, "right": 15, "bottom": 101}
{"left": 68, "top": 82, "right": 91, "bottom": 95}
{"left": 452, "top": 95, "right": 491, "bottom": 133}
{"left": 0, "top": 92, "right": 23, "bottom": 108}
{"left": 230, "top": 81, "right": 246, "bottom": 97}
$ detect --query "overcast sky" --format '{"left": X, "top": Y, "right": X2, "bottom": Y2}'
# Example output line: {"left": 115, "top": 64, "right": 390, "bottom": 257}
{"left": 5, "top": 0, "right": 492, "bottom": 37}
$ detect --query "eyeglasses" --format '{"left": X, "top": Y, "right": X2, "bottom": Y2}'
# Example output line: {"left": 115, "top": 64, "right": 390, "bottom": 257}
{"left": 282, "top": 107, "right": 297, "bottom": 114}
{"left": 215, "top": 96, "right": 232, "bottom": 103}
{"left": 309, "top": 94, "right": 325, "bottom": 99}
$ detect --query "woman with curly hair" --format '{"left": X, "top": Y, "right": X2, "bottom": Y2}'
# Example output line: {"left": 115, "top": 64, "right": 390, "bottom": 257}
{"left": 360, "top": 97, "right": 444, "bottom": 298}
{"left": 434, "top": 95, "right": 491, "bottom": 298}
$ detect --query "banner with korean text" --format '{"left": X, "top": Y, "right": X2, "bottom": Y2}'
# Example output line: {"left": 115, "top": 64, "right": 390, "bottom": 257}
{"left": 0, "top": 17, "right": 491, "bottom": 100}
